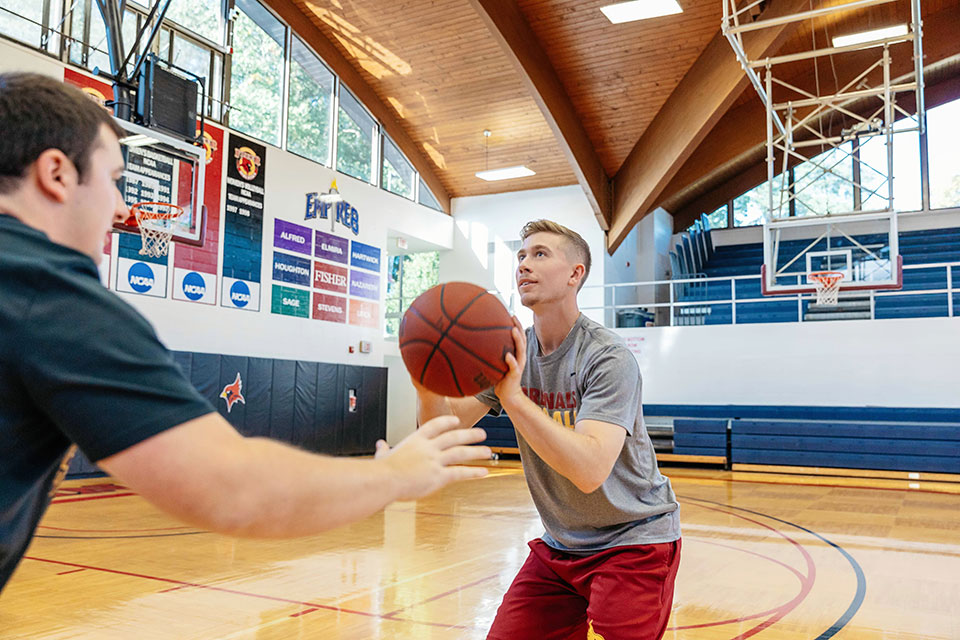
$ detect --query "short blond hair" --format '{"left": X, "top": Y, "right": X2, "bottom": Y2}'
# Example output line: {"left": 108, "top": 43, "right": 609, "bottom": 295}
{"left": 520, "top": 219, "right": 591, "bottom": 290}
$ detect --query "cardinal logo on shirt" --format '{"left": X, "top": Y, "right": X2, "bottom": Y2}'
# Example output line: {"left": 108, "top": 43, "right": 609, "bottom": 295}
{"left": 587, "top": 620, "right": 605, "bottom": 640}
{"left": 220, "top": 373, "right": 245, "bottom": 413}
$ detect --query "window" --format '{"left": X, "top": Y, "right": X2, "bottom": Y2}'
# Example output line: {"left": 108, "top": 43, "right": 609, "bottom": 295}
{"left": 734, "top": 175, "right": 785, "bottom": 227}
{"left": 385, "top": 252, "right": 439, "bottom": 336}
{"left": 382, "top": 135, "right": 415, "bottom": 199}
{"left": 793, "top": 143, "right": 854, "bottom": 217}
{"left": 418, "top": 177, "right": 442, "bottom": 211}
{"left": 706, "top": 204, "right": 728, "bottom": 229}
{"left": 164, "top": 0, "right": 223, "bottom": 45}
{"left": 928, "top": 99, "right": 960, "bottom": 210}
{"left": 859, "top": 130, "right": 921, "bottom": 212}
{"left": 337, "top": 87, "right": 377, "bottom": 183}
{"left": 69, "top": 4, "right": 137, "bottom": 73}
{"left": 0, "top": 0, "right": 44, "bottom": 47}
{"left": 287, "top": 36, "right": 335, "bottom": 166}
{"left": 229, "top": 0, "right": 285, "bottom": 146}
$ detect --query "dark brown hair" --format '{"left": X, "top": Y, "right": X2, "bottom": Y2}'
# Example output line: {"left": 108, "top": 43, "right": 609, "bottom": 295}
{"left": 0, "top": 72, "right": 125, "bottom": 193}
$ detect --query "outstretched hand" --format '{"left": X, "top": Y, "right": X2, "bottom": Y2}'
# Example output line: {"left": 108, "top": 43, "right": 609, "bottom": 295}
{"left": 374, "top": 415, "right": 490, "bottom": 501}
{"left": 494, "top": 316, "right": 527, "bottom": 406}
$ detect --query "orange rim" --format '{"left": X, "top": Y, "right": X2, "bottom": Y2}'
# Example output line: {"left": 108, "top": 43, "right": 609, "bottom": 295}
{"left": 809, "top": 271, "right": 844, "bottom": 285}
{"left": 131, "top": 201, "right": 184, "bottom": 222}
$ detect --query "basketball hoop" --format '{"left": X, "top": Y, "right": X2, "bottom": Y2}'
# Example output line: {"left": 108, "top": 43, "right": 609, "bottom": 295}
{"left": 131, "top": 202, "right": 184, "bottom": 258}
{"left": 809, "top": 271, "right": 844, "bottom": 306}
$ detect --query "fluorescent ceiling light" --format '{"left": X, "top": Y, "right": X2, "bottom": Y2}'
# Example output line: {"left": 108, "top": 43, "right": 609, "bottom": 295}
{"left": 600, "top": 0, "right": 682, "bottom": 24}
{"left": 119, "top": 133, "right": 160, "bottom": 148}
{"left": 832, "top": 24, "right": 908, "bottom": 48}
{"left": 475, "top": 166, "right": 536, "bottom": 181}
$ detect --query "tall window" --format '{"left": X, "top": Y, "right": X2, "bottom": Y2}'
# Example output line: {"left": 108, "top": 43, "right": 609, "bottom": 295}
{"left": 734, "top": 175, "right": 785, "bottom": 227}
{"left": 229, "top": 0, "right": 285, "bottom": 146}
{"left": 337, "top": 87, "right": 377, "bottom": 183}
{"left": 385, "top": 252, "right": 440, "bottom": 336}
{"left": 859, "top": 130, "right": 921, "bottom": 212}
{"left": 418, "top": 177, "right": 442, "bottom": 211}
{"left": 793, "top": 143, "right": 854, "bottom": 217}
{"left": 0, "top": 0, "right": 44, "bottom": 47}
{"left": 382, "top": 135, "right": 415, "bottom": 199}
{"left": 165, "top": 32, "right": 224, "bottom": 119}
{"left": 928, "top": 99, "right": 960, "bottom": 210}
{"left": 706, "top": 204, "right": 728, "bottom": 229}
{"left": 164, "top": 0, "right": 223, "bottom": 45}
{"left": 69, "top": 3, "right": 136, "bottom": 73}
{"left": 287, "top": 36, "right": 335, "bottom": 166}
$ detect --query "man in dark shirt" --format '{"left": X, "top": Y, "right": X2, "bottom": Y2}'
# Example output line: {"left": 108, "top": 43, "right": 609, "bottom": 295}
{"left": 0, "top": 73, "right": 490, "bottom": 593}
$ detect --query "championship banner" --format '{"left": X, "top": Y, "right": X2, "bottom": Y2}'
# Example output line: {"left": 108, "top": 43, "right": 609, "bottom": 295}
{"left": 221, "top": 133, "right": 265, "bottom": 310}
{"left": 271, "top": 285, "right": 310, "bottom": 318}
{"left": 313, "top": 292, "right": 347, "bottom": 323}
{"left": 350, "top": 240, "right": 381, "bottom": 272}
{"left": 349, "top": 298, "right": 379, "bottom": 328}
{"left": 313, "top": 261, "right": 348, "bottom": 295}
{"left": 349, "top": 270, "right": 380, "bottom": 300}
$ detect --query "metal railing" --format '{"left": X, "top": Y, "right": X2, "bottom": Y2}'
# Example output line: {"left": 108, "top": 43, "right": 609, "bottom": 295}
{"left": 579, "top": 260, "right": 960, "bottom": 327}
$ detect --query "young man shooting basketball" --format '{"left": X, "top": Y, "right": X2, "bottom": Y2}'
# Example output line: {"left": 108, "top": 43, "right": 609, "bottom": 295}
{"left": 414, "top": 220, "right": 682, "bottom": 639}
{"left": 0, "top": 73, "right": 491, "bottom": 593}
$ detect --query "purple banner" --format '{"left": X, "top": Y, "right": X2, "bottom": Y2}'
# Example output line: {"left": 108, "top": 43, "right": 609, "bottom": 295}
{"left": 274, "top": 219, "right": 312, "bottom": 255}
{"left": 315, "top": 230, "right": 349, "bottom": 264}
{"left": 349, "top": 269, "right": 380, "bottom": 300}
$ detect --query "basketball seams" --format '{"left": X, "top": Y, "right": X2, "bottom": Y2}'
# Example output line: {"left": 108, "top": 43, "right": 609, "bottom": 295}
{"left": 433, "top": 347, "right": 464, "bottom": 396}
{"left": 418, "top": 285, "right": 488, "bottom": 386}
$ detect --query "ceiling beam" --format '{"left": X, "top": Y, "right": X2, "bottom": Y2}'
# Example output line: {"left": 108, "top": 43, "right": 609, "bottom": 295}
{"left": 607, "top": 0, "right": 810, "bottom": 252}
{"left": 261, "top": 0, "right": 451, "bottom": 213}
{"left": 661, "top": 4, "right": 960, "bottom": 227}
{"left": 468, "top": 0, "right": 611, "bottom": 230}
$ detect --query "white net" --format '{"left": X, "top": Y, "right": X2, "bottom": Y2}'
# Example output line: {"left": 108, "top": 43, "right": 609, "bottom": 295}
{"left": 133, "top": 203, "right": 183, "bottom": 258}
{"left": 811, "top": 272, "right": 843, "bottom": 306}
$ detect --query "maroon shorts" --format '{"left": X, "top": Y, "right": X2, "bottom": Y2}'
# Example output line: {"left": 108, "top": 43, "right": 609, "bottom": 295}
{"left": 487, "top": 538, "right": 681, "bottom": 640}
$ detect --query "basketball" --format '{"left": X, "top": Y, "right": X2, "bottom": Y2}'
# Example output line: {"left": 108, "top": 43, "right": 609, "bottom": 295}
{"left": 399, "top": 282, "right": 516, "bottom": 397}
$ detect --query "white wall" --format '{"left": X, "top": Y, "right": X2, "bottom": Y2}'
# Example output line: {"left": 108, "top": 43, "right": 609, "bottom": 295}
{"left": 616, "top": 317, "right": 960, "bottom": 408}
{"left": 444, "top": 185, "right": 606, "bottom": 327}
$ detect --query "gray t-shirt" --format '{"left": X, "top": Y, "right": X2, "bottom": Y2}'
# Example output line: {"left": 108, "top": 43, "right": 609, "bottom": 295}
{"left": 478, "top": 314, "right": 680, "bottom": 552}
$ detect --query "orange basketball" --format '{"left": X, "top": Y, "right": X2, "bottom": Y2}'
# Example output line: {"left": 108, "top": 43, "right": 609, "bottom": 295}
{"left": 399, "top": 282, "right": 516, "bottom": 397}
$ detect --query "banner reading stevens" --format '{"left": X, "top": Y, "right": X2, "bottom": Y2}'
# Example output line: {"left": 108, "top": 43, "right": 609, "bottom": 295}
{"left": 221, "top": 134, "right": 265, "bottom": 311}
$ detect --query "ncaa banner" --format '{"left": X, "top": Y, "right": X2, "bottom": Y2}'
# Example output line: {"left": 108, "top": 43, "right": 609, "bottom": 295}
{"left": 221, "top": 277, "right": 261, "bottom": 310}
{"left": 173, "top": 268, "right": 217, "bottom": 304}
{"left": 221, "top": 133, "right": 265, "bottom": 310}
{"left": 116, "top": 257, "right": 168, "bottom": 297}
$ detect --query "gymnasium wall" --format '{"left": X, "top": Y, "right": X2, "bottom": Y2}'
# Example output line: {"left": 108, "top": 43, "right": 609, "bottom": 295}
{"left": 0, "top": 37, "right": 452, "bottom": 369}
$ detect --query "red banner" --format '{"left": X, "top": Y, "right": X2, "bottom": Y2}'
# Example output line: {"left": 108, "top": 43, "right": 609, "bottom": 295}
{"left": 313, "top": 292, "right": 347, "bottom": 323}
{"left": 313, "top": 261, "right": 349, "bottom": 294}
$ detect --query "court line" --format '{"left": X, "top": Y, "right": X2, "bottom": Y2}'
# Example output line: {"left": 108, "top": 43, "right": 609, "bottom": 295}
{"left": 382, "top": 573, "right": 501, "bottom": 617}
{"left": 682, "top": 496, "right": 867, "bottom": 640}
{"left": 50, "top": 492, "right": 137, "bottom": 504}
{"left": 668, "top": 474, "right": 960, "bottom": 496}
{"left": 21, "top": 555, "right": 479, "bottom": 632}
{"left": 38, "top": 525, "right": 193, "bottom": 533}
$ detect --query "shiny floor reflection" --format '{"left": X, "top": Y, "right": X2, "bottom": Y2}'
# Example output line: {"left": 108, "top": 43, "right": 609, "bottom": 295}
{"left": 1, "top": 463, "right": 958, "bottom": 639}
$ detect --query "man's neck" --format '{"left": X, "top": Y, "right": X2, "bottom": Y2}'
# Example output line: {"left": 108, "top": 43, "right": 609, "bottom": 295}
{"left": 532, "top": 298, "right": 580, "bottom": 356}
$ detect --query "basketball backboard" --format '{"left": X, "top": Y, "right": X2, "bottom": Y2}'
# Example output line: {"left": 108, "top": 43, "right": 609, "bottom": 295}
{"left": 761, "top": 210, "right": 903, "bottom": 296}
{"left": 113, "top": 118, "right": 207, "bottom": 246}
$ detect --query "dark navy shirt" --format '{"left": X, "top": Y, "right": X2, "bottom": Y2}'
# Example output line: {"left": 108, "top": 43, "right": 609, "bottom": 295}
{"left": 0, "top": 214, "right": 212, "bottom": 591}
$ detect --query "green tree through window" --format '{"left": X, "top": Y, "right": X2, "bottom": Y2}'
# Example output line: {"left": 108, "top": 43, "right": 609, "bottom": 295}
{"left": 287, "top": 37, "right": 335, "bottom": 166}
{"left": 385, "top": 252, "right": 439, "bottom": 336}
{"left": 229, "top": 0, "right": 285, "bottom": 146}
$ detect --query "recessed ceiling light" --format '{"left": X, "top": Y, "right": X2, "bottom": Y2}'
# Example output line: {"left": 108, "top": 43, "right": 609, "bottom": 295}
{"left": 600, "top": 0, "right": 682, "bottom": 24}
{"left": 832, "top": 24, "right": 908, "bottom": 48}
{"left": 475, "top": 166, "right": 536, "bottom": 181}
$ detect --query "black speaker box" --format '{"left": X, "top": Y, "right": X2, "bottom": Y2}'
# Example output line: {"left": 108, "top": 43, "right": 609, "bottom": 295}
{"left": 137, "top": 58, "right": 198, "bottom": 141}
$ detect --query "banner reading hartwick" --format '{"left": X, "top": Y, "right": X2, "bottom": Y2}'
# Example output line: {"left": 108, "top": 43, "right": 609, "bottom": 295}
{"left": 350, "top": 240, "right": 380, "bottom": 272}
{"left": 315, "top": 230, "right": 349, "bottom": 265}
{"left": 349, "top": 269, "right": 380, "bottom": 300}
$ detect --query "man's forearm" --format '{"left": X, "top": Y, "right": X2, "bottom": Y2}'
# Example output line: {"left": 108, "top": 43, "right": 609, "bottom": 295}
{"left": 418, "top": 390, "right": 454, "bottom": 423}
{"left": 501, "top": 394, "right": 607, "bottom": 492}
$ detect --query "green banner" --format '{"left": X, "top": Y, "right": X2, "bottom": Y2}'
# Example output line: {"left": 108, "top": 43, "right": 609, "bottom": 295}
{"left": 271, "top": 284, "right": 310, "bottom": 318}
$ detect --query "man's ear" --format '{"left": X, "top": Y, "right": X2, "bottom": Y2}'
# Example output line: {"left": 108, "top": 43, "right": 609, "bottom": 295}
{"left": 33, "top": 149, "right": 77, "bottom": 205}
{"left": 569, "top": 263, "right": 586, "bottom": 288}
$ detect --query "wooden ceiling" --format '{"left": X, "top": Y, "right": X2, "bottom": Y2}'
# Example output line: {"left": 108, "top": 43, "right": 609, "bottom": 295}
{"left": 279, "top": 0, "right": 960, "bottom": 249}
